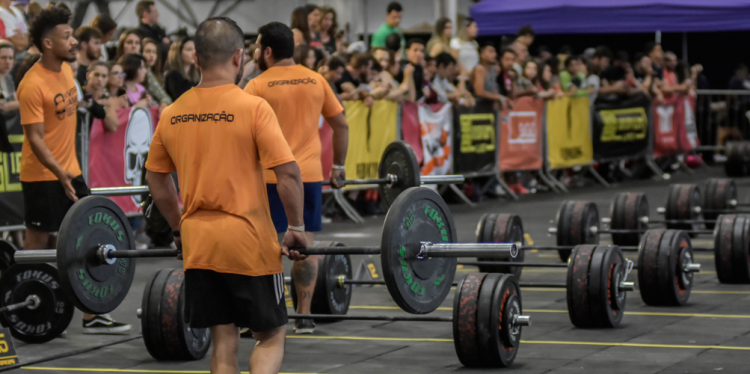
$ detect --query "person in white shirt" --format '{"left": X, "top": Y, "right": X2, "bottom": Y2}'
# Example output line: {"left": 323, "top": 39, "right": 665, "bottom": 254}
{"left": 432, "top": 52, "right": 474, "bottom": 107}
{"left": 450, "top": 18, "right": 479, "bottom": 75}
{"left": 0, "top": 0, "right": 27, "bottom": 52}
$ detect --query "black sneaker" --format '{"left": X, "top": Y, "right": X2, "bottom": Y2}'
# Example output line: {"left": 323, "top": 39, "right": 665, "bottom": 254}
{"left": 293, "top": 319, "right": 315, "bottom": 334}
{"left": 83, "top": 314, "right": 132, "bottom": 334}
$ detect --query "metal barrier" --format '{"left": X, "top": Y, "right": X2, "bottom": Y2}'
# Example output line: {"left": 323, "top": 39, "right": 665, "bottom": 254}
{"left": 695, "top": 89, "right": 750, "bottom": 147}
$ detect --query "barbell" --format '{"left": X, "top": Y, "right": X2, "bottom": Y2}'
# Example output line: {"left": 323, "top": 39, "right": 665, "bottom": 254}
{"left": 136, "top": 268, "right": 529, "bottom": 368}
{"left": 14, "top": 187, "right": 518, "bottom": 315}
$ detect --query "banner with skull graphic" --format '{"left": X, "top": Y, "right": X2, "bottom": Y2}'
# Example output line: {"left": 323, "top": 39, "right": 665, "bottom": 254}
{"left": 89, "top": 106, "right": 159, "bottom": 214}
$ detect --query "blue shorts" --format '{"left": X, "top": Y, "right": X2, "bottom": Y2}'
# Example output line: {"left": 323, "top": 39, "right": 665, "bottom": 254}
{"left": 266, "top": 182, "right": 322, "bottom": 233}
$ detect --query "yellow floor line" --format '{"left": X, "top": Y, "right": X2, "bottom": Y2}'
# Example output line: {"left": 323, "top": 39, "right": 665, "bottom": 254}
{"left": 21, "top": 369, "right": 317, "bottom": 374}
{"left": 692, "top": 290, "right": 750, "bottom": 294}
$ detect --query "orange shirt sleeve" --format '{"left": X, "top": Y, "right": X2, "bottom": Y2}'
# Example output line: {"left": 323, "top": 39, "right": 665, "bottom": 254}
{"left": 145, "top": 116, "right": 176, "bottom": 173}
{"left": 253, "top": 99, "right": 295, "bottom": 170}
{"left": 320, "top": 75, "right": 344, "bottom": 118}
{"left": 18, "top": 78, "right": 44, "bottom": 125}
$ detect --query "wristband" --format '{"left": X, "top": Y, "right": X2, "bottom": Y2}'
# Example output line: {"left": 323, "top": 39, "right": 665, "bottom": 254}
{"left": 172, "top": 230, "right": 181, "bottom": 237}
{"left": 288, "top": 225, "right": 305, "bottom": 232}
{"left": 332, "top": 164, "right": 346, "bottom": 170}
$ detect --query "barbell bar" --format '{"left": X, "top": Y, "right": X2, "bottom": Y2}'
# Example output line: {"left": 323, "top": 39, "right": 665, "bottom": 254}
{"left": 0, "top": 295, "right": 40, "bottom": 313}
{"left": 547, "top": 226, "right": 715, "bottom": 236}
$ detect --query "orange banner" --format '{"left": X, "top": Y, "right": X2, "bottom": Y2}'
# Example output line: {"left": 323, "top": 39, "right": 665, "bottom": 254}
{"left": 498, "top": 97, "right": 545, "bottom": 171}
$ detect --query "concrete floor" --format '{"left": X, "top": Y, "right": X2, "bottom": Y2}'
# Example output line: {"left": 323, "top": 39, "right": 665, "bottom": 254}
{"left": 6, "top": 166, "right": 750, "bottom": 373}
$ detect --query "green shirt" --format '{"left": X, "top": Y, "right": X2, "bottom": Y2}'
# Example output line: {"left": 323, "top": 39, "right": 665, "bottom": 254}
{"left": 559, "top": 71, "right": 588, "bottom": 97}
{"left": 371, "top": 23, "right": 404, "bottom": 49}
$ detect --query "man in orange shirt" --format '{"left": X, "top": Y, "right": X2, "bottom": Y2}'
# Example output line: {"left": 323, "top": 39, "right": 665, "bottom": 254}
{"left": 145, "top": 17, "right": 307, "bottom": 374}
{"left": 18, "top": 5, "right": 130, "bottom": 334}
{"left": 244, "top": 22, "right": 348, "bottom": 334}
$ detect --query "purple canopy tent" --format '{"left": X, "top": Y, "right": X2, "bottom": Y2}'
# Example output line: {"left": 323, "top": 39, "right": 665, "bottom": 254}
{"left": 470, "top": 0, "right": 750, "bottom": 35}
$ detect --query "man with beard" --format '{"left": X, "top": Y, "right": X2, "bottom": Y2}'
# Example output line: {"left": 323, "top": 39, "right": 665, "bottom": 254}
{"left": 146, "top": 17, "right": 308, "bottom": 374}
{"left": 335, "top": 51, "right": 373, "bottom": 101}
{"left": 244, "top": 21, "right": 349, "bottom": 335}
{"left": 17, "top": 5, "right": 131, "bottom": 334}
{"left": 73, "top": 26, "right": 102, "bottom": 86}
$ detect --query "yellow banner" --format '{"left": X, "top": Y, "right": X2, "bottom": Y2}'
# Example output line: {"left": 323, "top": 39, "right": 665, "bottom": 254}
{"left": 546, "top": 97, "right": 593, "bottom": 169}
{"left": 343, "top": 100, "right": 399, "bottom": 180}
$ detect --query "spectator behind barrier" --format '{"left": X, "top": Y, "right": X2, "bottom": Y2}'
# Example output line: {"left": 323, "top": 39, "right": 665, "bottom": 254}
{"left": 450, "top": 17, "right": 479, "bottom": 76}
{"left": 371, "top": 1, "right": 403, "bottom": 50}
{"left": 372, "top": 48, "right": 414, "bottom": 102}
{"left": 422, "top": 54, "right": 438, "bottom": 104}
{"left": 82, "top": 61, "right": 120, "bottom": 133}
{"left": 90, "top": 14, "right": 117, "bottom": 62}
{"left": 497, "top": 47, "right": 518, "bottom": 100}
{"left": 118, "top": 53, "right": 152, "bottom": 108}
{"left": 432, "top": 52, "right": 473, "bottom": 107}
{"left": 0, "top": 43, "right": 19, "bottom": 139}
{"left": 537, "top": 60, "right": 560, "bottom": 99}
{"left": 291, "top": 5, "right": 321, "bottom": 48}
{"left": 517, "top": 59, "right": 540, "bottom": 98}
{"left": 136, "top": 0, "right": 168, "bottom": 47}
{"left": 395, "top": 39, "right": 425, "bottom": 101}
{"left": 163, "top": 37, "right": 199, "bottom": 100}
{"left": 105, "top": 61, "right": 124, "bottom": 100}
{"left": 318, "top": 6, "right": 343, "bottom": 56}
{"left": 74, "top": 26, "right": 102, "bottom": 86}
{"left": 385, "top": 32, "right": 402, "bottom": 56}
{"left": 293, "top": 43, "right": 315, "bottom": 70}
{"left": 321, "top": 57, "right": 345, "bottom": 96}
{"left": 141, "top": 37, "right": 172, "bottom": 109}
{"left": 115, "top": 28, "right": 141, "bottom": 60}
{"left": 426, "top": 17, "right": 453, "bottom": 58}
{"left": 0, "top": 0, "right": 28, "bottom": 52}
{"left": 335, "top": 52, "right": 372, "bottom": 102}
{"left": 559, "top": 55, "right": 587, "bottom": 97}
{"left": 470, "top": 44, "right": 504, "bottom": 110}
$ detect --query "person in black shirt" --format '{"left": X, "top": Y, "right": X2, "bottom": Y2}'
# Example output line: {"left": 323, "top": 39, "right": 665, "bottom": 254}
{"left": 395, "top": 39, "right": 424, "bottom": 101}
{"left": 163, "top": 37, "right": 199, "bottom": 100}
{"left": 645, "top": 41, "right": 664, "bottom": 82}
{"left": 136, "top": 0, "right": 169, "bottom": 59}
{"left": 74, "top": 26, "right": 102, "bottom": 86}
{"left": 335, "top": 52, "right": 372, "bottom": 101}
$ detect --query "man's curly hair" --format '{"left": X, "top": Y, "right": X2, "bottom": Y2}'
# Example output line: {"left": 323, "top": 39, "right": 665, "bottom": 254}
{"left": 29, "top": 5, "right": 72, "bottom": 51}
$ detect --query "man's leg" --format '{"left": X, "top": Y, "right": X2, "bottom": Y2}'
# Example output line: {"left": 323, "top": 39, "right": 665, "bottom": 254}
{"left": 23, "top": 227, "right": 50, "bottom": 250}
{"left": 292, "top": 232, "right": 317, "bottom": 314}
{"left": 210, "top": 324, "right": 240, "bottom": 374}
{"left": 250, "top": 325, "right": 286, "bottom": 374}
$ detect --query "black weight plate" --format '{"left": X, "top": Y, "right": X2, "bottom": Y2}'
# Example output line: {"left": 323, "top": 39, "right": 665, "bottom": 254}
{"left": 611, "top": 193, "right": 648, "bottom": 247}
{"left": 657, "top": 230, "right": 693, "bottom": 306}
{"left": 666, "top": 184, "right": 702, "bottom": 234}
{"left": 488, "top": 274, "right": 522, "bottom": 367}
{"left": 475, "top": 214, "right": 489, "bottom": 242}
{"left": 378, "top": 141, "right": 421, "bottom": 207}
{"left": 556, "top": 201, "right": 575, "bottom": 261}
{"left": 318, "top": 249, "right": 352, "bottom": 315}
{"left": 586, "top": 245, "right": 608, "bottom": 328}
{"left": 142, "top": 268, "right": 170, "bottom": 359}
{"left": 715, "top": 215, "right": 741, "bottom": 283}
{"left": 730, "top": 215, "right": 750, "bottom": 283}
{"left": 476, "top": 214, "right": 499, "bottom": 273}
{"left": 638, "top": 229, "right": 665, "bottom": 306}
{"left": 0, "top": 240, "right": 16, "bottom": 276}
{"left": 558, "top": 202, "right": 600, "bottom": 262}
{"left": 166, "top": 269, "right": 210, "bottom": 360}
{"left": 599, "top": 246, "right": 627, "bottom": 327}
{"left": 609, "top": 262, "right": 626, "bottom": 311}
{"left": 725, "top": 142, "right": 749, "bottom": 177}
{"left": 476, "top": 273, "right": 502, "bottom": 365}
{"left": 677, "top": 246, "right": 695, "bottom": 291}
{"left": 704, "top": 179, "right": 737, "bottom": 229}
{"left": 452, "top": 273, "right": 486, "bottom": 367}
{"left": 57, "top": 196, "right": 136, "bottom": 315}
{"left": 381, "top": 187, "right": 457, "bottom": 314}
{"left": 0, "top": 264, "right": 74, "bottom": 343}
{"left": 566, "top": 245, "right": 596, "bottom": 327}
{"left": 477, "top": 214, "right": 525, "bottom": 278}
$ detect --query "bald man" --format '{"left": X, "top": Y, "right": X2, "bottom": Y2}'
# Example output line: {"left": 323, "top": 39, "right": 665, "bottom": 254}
{"left": 145, "top": 17, "right": 307, "bottom": 374}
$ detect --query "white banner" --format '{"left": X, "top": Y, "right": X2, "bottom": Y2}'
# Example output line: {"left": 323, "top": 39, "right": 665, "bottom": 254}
{"left": 419, "top": 103, "right": 453, "bottom": 176}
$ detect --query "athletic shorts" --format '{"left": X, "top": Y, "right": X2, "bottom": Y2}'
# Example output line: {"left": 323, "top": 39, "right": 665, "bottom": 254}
{"left": 266, "top": 182, "right": 322, "bottom": 233}
{"left": 184, "top": 269, "right": 287, "bottom": 331}
{"left": 22, "top": 175, "right": 90, "bottom": 232}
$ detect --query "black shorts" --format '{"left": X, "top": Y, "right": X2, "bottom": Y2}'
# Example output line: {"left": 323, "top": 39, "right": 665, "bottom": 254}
{"left": 22, "top": 175, "right": 90, "bottom": 232}
{"left": 184, "top": 269, "right": 287, "bottom": 332}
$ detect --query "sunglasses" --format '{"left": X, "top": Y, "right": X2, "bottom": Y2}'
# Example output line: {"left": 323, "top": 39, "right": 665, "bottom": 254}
{"left": 111, "top": 72, "right": 125, "bottom": 78}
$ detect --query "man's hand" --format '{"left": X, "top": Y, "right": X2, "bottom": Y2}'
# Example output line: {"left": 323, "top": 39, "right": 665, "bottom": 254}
{"left": 363, "top": 96, "right": 374, "bottom": 107}
{"left": 58, "top": 171, "right": 78, "bottom": 202}
{"left": 174, "top": 235, "right": 183, "bottom": 259}
{"left": 403, "top": 63, "right": 415, "bottom": 77}
{"left": 281, "top": 230, "right": 309, "bottom": 261}
{"left": 162, "top": 37, "right": 171, "bottom": 45}
{"left": 329, "top": 169, "right": 346, "bottom": 189}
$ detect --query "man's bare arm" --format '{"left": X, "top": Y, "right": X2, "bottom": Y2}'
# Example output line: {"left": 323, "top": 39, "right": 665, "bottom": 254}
{"left": 272, "top": 161, "right": 305, "bottom": 227}
{"left": 145, "top": 170, "right": 181, "bottom": 231}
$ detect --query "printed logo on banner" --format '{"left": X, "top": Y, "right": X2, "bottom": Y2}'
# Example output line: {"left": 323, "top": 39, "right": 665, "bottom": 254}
{"left": 657, "top": 105, "right": 674, "bottom": 134}
{"left": 598, "top": 107, "right": 648, "bottom": 142}
{"left": 0, "top": 135, "right": 22, "bottom": 192}
{"left": 123, "top": 107, "right": 153, "bottom": 205}
{"left": 459, "top": 113, "right": 495, "bottom": 153}
{"left": 508, "top": 111, "right": 537, "bottom": 144}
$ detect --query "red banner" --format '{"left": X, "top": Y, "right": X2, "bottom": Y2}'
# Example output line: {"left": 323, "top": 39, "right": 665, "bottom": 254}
{"left": 400, "top": 102, "right": 424, "bottom": 165}
{"left": 653, "top": 94, "right": 699, "bottom": 158}
{"left": 499, "top": 97, "right": 545, "bottom": 171}
{"left": 89, "top": 106, "right": 160, "bottom": 213}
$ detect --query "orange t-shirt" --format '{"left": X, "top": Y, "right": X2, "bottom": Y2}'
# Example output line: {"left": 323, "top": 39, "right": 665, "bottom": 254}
{"left": 244, "top": 65, "right": 343, "bottom": 183}
{"left": 18, "top": 63, "right": 81, "bottom": 182}
{"left": 145, "top": 85, "right": 295, "bottom": 276}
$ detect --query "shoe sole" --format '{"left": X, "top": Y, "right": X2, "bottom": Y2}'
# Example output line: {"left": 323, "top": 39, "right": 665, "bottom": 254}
{"left": 293, "top": 328, "right": 314, "bottom": 334}
{"left": 82, "top": 325, "right": 132, "bottom": 334}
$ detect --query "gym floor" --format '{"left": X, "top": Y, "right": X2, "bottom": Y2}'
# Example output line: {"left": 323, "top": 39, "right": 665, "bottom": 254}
{"left": 8, "top": 166, "right": 750, "bottom": 373}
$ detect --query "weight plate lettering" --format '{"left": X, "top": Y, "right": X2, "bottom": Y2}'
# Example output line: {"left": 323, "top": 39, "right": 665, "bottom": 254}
{"left": 378, "top": 141, "right": 420, "bottom": 207}
{"left": 610, "top": 193, "right": 648, "bottom": 246}
{"left": 0, "top": 264, "right": 74, "bottom": 343}
{"left": 141, "top": 268, "right": 210, "bottom": 360}
{"left": 381, "top": 187, "right": 457, "bottom": 314}
{"left": 57, "top": 196, "right": 136, "bottom": 315}
{"left": 477, "top": 214, "right": 525, "bottom": 279}
{"left": 488, "top": 274, "right": 522, "bottom": 367}
{"left": 452, "top": 273, "right": 485, "bottom": 367}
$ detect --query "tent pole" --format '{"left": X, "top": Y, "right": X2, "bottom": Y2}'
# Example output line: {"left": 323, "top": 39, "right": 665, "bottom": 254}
{"left": 682, "top": 32, "right": 688, "bottom": 62}
{"left": 655, "top": 30, "right": 661, "bottom": 43}
{"left": 363, "top": 0, "right": 369, "bottom": 47}
{"left": 447, "top": 0, "right": 457, "bottom": 37}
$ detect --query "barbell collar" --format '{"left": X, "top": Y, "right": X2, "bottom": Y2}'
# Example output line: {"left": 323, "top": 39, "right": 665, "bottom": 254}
{"left": 137, "top": 308, "right": 142, "bottom": 318}
{"left": 730, "top": 199, "right": 738, "bottom": 207}
{"left": 90, "top": 185, "right": 150, "bottom": 196}
{"left": 547, "top": 227, "right": 558, "bottom": 235}
{"left": 513, "top": 315, "right": 532, "bottom": 327}
{"left": 684, "top": 263, "right": 701, "bottom": 273}
{"left": 417, "top": 242, "right": 517, "bottom": 260}
{"left": 589, "top": 226, "right": 599, "bottom": 235}
{"left": 14, "top": 250, "right": 57, "bottom": 264}
{"left": 618, "top": 281, "right": 635, "bottom": 292}
{"left": 694, "top": 206, "right": 702, "bottom": 214}
{"left": 420, "top": 174, "right": 465, "bottom": 185}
